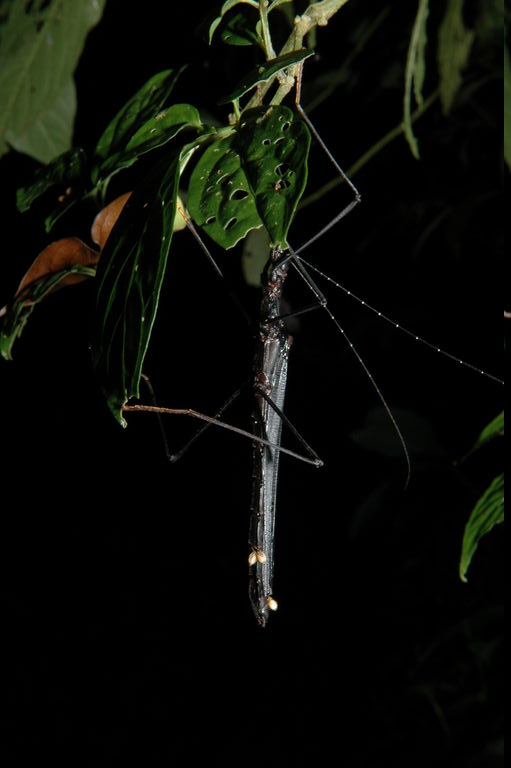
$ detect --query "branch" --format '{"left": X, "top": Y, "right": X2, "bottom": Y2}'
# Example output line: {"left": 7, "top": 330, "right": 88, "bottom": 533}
{"left": 246, "top": 0, "right": 352, "bottom": 109}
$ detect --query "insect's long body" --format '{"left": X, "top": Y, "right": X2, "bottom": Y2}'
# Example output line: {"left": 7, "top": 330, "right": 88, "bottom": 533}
{"left": 248, "top": 247, "right": 291, "bottom": 626}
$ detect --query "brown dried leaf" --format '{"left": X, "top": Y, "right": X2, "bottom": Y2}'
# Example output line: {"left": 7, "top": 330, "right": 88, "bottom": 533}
{"left": 0, "top": 237, "right": 99, "bottom": 316}
{"left": 91, "top": 191, "right": 132, "bottom": 249}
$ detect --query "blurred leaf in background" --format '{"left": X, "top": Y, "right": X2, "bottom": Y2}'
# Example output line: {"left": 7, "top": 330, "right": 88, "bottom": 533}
{"left": 0, "top": 0, "right": 105, "bottom": 163}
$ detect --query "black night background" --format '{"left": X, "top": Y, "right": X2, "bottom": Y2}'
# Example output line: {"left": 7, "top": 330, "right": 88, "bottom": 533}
{"left": 0, "top": 1, "right": 504, "bottom": 765}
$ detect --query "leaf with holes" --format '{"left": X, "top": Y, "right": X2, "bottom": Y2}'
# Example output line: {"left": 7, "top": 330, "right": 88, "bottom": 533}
{"left": 187, "top": 134, "right": 262, "bottom": 248}
{"left": 218, "top": 49, "right": 314, "bottom": 105}
{"left": 234, "top": 105, "right": 311, "bottom": 247}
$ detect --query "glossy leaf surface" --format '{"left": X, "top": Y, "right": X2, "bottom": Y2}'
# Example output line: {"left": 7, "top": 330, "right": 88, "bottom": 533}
{"left": 187, "top": 134, "right": 262, "bottom": 249}
{"left": 90, "top": 152, "right": 183, "bottom": 425}
{"left": 96, "top": 103, "right": 202, "bottom": 181}
{"left": 1, "top": 259, "right": 97, "bottom": 360}
{"left": 234, "top": 105, "right": 310, "bottom": 247}
{"left": 471, "top": 411, "right": 504, "bottom": 453}
{"left": 218, "top": 48, "right": 314, "bottom": 104}
{"left": 91, "top": 68, "right": 185, "bottom": 183}
{"left": 16, "top": 147, "right": 87, "bottom": 212}
{"left": 460, "top": 473, "right": 504, "bottom": 582}
{"left": 208, "top": 0, "right": 259, "bottom": 44}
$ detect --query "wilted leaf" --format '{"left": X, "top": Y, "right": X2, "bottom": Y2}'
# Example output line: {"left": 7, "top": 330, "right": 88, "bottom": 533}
{"left": 1, "top": 237, "right": 99, "bottom": 311}
{"left": 91, "top": 192, "right": 132, "bottom": 249}
{"left": 0, "top": 191, "right": 133, "bottom": 359}
{"left": 0, "top": 238, "right": 99, "bottom": 359}
{"left": 460, "top": 473, "right": 504, "bottom": 582}
{"left": 0, "top": 0, "right": 106, "bottom": 163}
{"left": 437, "top": 0, "right": 475, "bottom": 115}
{"left": 403, "top": 0, "right": 429, "bottom": 159}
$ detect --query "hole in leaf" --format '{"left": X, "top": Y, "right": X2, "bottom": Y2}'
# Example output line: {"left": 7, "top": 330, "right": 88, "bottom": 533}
{"left": 262, "top": 138, "right": 272, "bottom": 146}
{"left": 205, "top": 216, "right": 216, "bottom": 225}
{"left": 224, "top": 217, "right": 238, "bottom": 231}
{"left": 281, "top": 121, "right": 291, "bottom": 131}
{"left": 275, "top": 163, "right": 290, "bottom": 177}
{"left": 230, "top": 189, "right": 249, "bottom": 201}
{"left": 274, "top": 136, "right": 285, "bottom": 145}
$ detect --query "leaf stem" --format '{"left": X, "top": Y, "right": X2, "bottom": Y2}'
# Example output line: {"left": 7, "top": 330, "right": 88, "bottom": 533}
{"left": 259, "top": 0, "right": 277, "bottom": 59}
{"left": 247, "top": 0, "right": 351, "bottom": 109}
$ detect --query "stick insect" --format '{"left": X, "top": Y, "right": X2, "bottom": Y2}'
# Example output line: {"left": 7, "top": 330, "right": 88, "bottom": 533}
{"left": 1, "top": 7, "right": 503, "bottom": 627}
{"left": 121, "top": 71, "right": 502, "bottom": 626}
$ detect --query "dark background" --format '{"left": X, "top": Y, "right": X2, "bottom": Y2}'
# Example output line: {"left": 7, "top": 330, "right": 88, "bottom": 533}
{"left": 0, "top": 1, "right": 504, "bottom": 765}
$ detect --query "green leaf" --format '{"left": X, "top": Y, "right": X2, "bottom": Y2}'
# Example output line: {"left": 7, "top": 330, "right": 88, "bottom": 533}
{"left": 95, "top": 103, "right": 203, "bottom": 182}
{"left": 437, "top": 0, "right": 475, "bottom": 115}
{"left": 218, "top": 48, "right": 314, "bottom": 104}
{"left": 0, "top": 0, "right": 105, "bottom": 163}
{"left": 208, "top": 0, "right": 259, "bottom": 44}
{"left": 1, "top": 263, "right": 96, "bottom": 360}
{"left": 472, "top": 411, "right": 504, "bottom": 452}
{"left": 90, "top": 147, "right": 194, "bottom": 426}
{"left": 403, "top": 0, "right": 429, "bottom": 159}
{"left": 234, "top": 105, "right": 311, "bottom": 247}
{"left": 504, "top": 43, "right": 511, "bottom": 173}
{"left": 188, "top": 107, "right": 310, "bottom": 249}
{"left": 91, "top": 68, "right": 186, "bottom": 184}
{"left": 16, "top": 147, "right": 87, "bottom": 213}
{"left": 187, "top": 134, "right": 262, "bottom": 249}
{"left": 267, "top": 0, "right": 293, "bottom": 10}
{"left": 220, "top": 11, "right": 261, "bottom": 47}
{"left": 460, "top": 473, "right": 504, "bottom": 582}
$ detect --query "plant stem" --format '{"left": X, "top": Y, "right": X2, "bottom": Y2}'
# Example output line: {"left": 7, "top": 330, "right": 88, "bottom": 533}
{"left": 247, "top": 0, "right": 352, "bottom": 109}
{"left": 259, "top": 0, "right": 276, "bottom": 59}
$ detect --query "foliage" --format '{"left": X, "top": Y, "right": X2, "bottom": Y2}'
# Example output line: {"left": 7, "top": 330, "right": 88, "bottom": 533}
{"left": 0, "top": 0, "right": 503, "bottom": 572}
{"left": 0, "top": 0, "right": 105, "bottom": 163}
{"left": 0, "top": 1, "right": 504, "bottom": 761}
{"left": 459, "top": 412, "right": 505, "bottom": 582}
